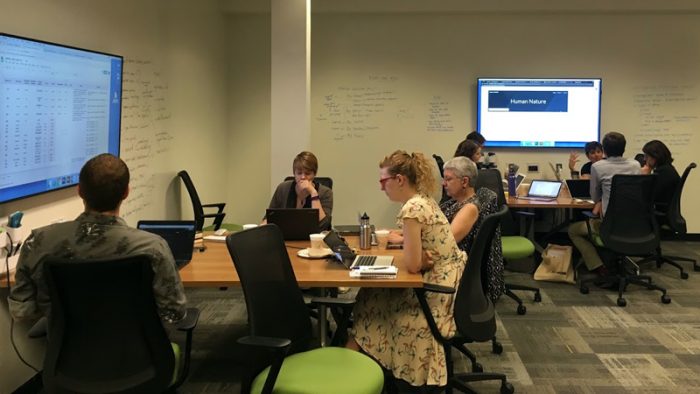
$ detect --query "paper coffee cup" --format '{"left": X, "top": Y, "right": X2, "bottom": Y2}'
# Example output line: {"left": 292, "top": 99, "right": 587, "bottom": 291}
{"left": 242, "top": 224, "right": 258, "bottom": 230}
{"left": 374, "top": 229, "right": 390, "bottom": 249}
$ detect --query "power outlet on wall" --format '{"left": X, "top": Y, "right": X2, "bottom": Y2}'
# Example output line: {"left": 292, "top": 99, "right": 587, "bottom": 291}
{"left": 527, "top": 164, "right": 539, "bottom": 172}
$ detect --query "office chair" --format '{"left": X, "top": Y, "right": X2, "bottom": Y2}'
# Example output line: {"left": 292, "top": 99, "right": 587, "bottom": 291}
{"left": 476, "top": 169, "right": 541, "bottom": 315}
{"left": 225, "top": 224, "right": 383, "bottom": 394}
{"left": 645, "top": 162, "right": 697, "bottom": 278}
{"left": 283, "top": 176, "right": 333, "bottom": 190}
{"left": 41, "top": 255, "right": 199, "bottom": 393}
{"left": 433, "top": 154, "right": 445, "bottom": 178}
{"left": 178, "top": 170, "right": 226, "bottom": 231}
{"left": 579, "top": 175, "right": 671, "bottom": 307}
{"left": 414, "top": 206, "right": 513, "bottom": 394}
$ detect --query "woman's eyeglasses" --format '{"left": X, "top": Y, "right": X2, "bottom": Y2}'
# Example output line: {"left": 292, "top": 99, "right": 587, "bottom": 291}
{"left": 379, "top": 175, "right": 396, "bottom": 187}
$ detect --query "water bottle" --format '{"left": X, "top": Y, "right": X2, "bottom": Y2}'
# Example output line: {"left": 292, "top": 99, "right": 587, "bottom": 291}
{"left": 507, "top": 171, "right": 516, "bottom": 197}
{"left": 359, "top": 212, "right": 371, "bottom": 250}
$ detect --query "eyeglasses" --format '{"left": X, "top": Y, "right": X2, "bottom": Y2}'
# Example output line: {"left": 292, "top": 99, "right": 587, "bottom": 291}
{"left": 379, "top": 175, "right": 396, "bottom": 187}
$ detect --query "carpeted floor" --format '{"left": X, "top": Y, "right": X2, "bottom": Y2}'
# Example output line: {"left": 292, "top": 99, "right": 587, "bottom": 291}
{"left": 179, "top": 240, "right": 700, "bottom": 393}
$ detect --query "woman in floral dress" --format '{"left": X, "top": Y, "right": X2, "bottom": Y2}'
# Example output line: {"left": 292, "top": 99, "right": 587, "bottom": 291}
{"left": 347, "top": 150, "right": 467, "bottom": 388}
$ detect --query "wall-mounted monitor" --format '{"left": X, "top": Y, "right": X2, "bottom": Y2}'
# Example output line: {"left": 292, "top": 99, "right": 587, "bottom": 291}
{"left": 477, "top": 78, "right": 601, "bottom": 148}
{"left": 0, "top": 33, "right": 123, "bottom": 204}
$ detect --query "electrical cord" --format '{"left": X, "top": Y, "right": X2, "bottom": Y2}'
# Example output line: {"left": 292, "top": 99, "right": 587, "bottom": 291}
{"left": 4, "top": 234, "right": 40, "bottom": 373}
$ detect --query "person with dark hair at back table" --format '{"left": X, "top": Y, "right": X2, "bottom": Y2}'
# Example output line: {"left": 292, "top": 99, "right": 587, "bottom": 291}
{"left": 263, "top": 151, "right": 333, "bottom": 231}
{"left": 640, "top": 139, "right": 680, "bottom": 214}
{"left": 568, "top": 141, "right": 604, "bottom": 179}
{"left": 466, "top": 130, "right": 486, "bottom": 147}
{"left": 9, "top": 153, "right": 187, "bottom": 323}
{"left": 567, "top": 132, "right": 640, "bottom": 277}
{"left": 454, "top": 139, "right": 483, "bottom": 164}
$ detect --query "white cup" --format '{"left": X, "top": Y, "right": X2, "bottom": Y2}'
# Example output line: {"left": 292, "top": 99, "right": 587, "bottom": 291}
{"left": 309, "top": 233, "right": 326, "bottom": 256}
{"left": 374, "top": 229, "right": 390, "bottom": 249}
{"left": 242, "top": 224, "right": 258, "bottom": 230}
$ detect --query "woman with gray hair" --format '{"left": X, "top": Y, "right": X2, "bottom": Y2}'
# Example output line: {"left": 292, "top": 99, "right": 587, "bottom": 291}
{"left": 439, "top": 156, "right": 505, "bottom": 302}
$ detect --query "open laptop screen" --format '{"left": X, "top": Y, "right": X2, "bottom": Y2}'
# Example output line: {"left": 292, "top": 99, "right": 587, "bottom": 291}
{"left": 136, "top": 220, "right": 196, "bottom": 268}
{"left": 527, "top": 180, "right": 562, "bottom": 198}
{"left": 266, "top": 208, "right": 319, "bottom": 240}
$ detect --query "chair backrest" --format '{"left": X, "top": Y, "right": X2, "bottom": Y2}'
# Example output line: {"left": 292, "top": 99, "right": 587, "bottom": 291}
{"left": 226, "top": 224, "right": 313, "bottom": 354}
{"left": 474, "top": 168, "right": 518, "bottom": 235}
{"left": 600, "top": 174, "right": 659, "bottom": 256}
{"left": 283, "top": 176, "right": 333, "bottom": 190}
{"left": 666, "top": 162, "right": 696, "bottom": 234}
{"left": 433, "top": 154, "right": 445, "bottom": 178}
{"left": 178, "top": 170, "right": 205, "bottom": 231}
{"left": 43, "top": 255, "right": 174, "bottom": 394}
{"left": 453, "top": 205, "right": 508, "bottom": 342}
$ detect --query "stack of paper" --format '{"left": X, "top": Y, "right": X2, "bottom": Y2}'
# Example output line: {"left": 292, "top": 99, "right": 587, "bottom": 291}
{"left": 349, "top": 265, "right": 398, "bottom": 279}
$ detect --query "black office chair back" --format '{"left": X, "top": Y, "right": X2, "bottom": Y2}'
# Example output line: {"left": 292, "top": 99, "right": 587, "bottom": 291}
{"left": 226, "top": 224, "right": 313, "bottom": 354}
{"left": 284, "top": 176, "right": 333, "bottom": 190}
{"left": 666, "top": 162, "right": 696, "bottom": 234}
{"left": 433, "top": 154, "right": 445, "bottom": 178}
{"left": 43, "top": 255, "right": 174, "bottom": 394}
{"left": 475, "top": 168, "right": 518, "bottom": 235}
{"left": 600, "top": 175, "right": 659, "bottom": 256}
{"left": 178, "top": 170, "right": 206, "bottom": 231}
{"left": 453, "top": 206, "right": 507, "bottom": 342}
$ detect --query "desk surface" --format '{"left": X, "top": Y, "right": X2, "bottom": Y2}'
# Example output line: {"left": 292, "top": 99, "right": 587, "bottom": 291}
{"left": 179, "top": 236, "right": 423, "bottom": 288}
{"left": 507, "top": 196, "right": 595, "bottom": 209}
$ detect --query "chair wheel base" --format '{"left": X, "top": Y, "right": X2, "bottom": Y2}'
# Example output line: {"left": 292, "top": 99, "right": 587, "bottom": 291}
{"left": 661, "top": 294, "right": 671, "bottom": 304}
{"left": 501, "top": 381, "right": 515, "bottom": 394}
{"left": 492, "top": 341, "right": 503, "bottom": 355}
{"left": 472, "top": 362, "right": 483, "bottom": 373}
{"left": 681, "top": 272, "right": 689, "bottom": 280}
{"left": 617, "top": 298, "right": 627, "bottom": 307}
{"left": 517, "top": 305, "right": 527, "bottom": 315}
{"left": 580, "top": 286, "right": 589, "bottom": 294}
{"left": 534, "top": 292, "right": 542, "bottom": 302}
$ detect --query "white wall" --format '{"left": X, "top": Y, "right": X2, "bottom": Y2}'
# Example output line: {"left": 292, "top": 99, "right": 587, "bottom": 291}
{"left": 0, "top": 0, "right": 229, "bottom": 391}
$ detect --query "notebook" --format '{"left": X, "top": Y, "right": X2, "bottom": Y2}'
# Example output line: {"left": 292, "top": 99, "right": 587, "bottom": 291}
{"left": 266, "top": 208, "right": 319, "bottom": 240}
{"left": 323, "top": 230, "right": 394, "bottom": 269}
{"left": 566, "top": 179, "right": 593, "bottom": 202}
{"left": 136, "top": 220, "right": 196, "bottom": 269}
{"left": 516, "top": 179, "right": 562, "bottom": 201}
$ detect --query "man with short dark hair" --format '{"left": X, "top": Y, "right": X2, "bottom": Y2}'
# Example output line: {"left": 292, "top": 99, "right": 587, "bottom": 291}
{"left": 9, "top": 153, "right": 187, "bottom": 323}
{"left": 568, "top": 132, "right": 640, "bottom": 275}
{"left": 568, "top": 141, "right": 604, "bottom": 179}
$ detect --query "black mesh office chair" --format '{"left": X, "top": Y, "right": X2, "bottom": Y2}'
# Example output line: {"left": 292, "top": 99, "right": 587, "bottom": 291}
{"left": 579, "top": 175, "right": 671, "bottom": 307}
{"left": 647, "top": 162, "right": 697, "bottom": 278}
{"left": 414, "top": 206, "right": 513, "bottom": 394}
{"left": 41, "top": 255, "right": 199, "bottom": 393}
{"left": 225, "top": 224, "right": 383, "bottom": 394}
{"left": 178, "top": 170, "right": 226, "bottom": 231}
{"left": 476, "top": 169, "right": 541, "bottom": 315}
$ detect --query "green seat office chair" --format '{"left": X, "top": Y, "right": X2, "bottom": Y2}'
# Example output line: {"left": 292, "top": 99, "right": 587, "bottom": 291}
{"left": 476, "top": 169, "right": 541, "bottom": 315}
{"left": 579, "top": 175, "right": 671, "bottom": 307}
{"left": 413, "top": 206, "right": 514, "bottom": 394}
{"left": 226, "top": 224, "right": 383, "bottom": 394}
{"left": 41, "top": 255, "right": 199, "bottom": 393}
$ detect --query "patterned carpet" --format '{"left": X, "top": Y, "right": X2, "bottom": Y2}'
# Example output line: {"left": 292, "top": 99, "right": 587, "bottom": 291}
{"left": 180, "top": 240, "right": 700, "bottom": 393}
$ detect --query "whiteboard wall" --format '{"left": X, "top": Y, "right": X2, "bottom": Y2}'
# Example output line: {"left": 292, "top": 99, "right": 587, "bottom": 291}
{"left": 310, "top": 12, "right": 700, "bottom": 231}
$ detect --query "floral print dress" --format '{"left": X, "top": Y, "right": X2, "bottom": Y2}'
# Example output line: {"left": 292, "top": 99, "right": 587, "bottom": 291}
{"left": 351, "top": 194, "right": 467, "bottom": 387}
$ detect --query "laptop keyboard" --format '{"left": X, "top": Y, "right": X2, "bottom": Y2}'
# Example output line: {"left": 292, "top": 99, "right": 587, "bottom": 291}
{"left": 354, "top": 255, "right": 377, "bottom": 266}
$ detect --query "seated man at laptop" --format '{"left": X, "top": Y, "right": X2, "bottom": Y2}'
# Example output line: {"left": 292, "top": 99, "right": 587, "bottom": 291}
{"left": 567, "top": 132, "right": 640, "bottom": 277}
{"left": 263, "top": 151, "right": 333, "bottom": 231}
{"left": 568, "top": 141, "right": 604, "bottom": 179}
{"left": 9, "top": 153, "right": 187, "bottom": 323}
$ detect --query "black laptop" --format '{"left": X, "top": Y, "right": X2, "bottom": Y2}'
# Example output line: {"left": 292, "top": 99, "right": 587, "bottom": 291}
{"left": 566, "top": 179, "right": 592, "bottom": 200}
{"left": 136, "top": 220, "right": 196, "bottom": 269}
{"left": 265, "top": 208, "right": 319, "bottom": 241}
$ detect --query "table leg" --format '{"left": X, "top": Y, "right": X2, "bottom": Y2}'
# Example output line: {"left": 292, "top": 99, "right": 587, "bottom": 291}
{"left": 318, "top": 287, "right": 328, "bottom": 347}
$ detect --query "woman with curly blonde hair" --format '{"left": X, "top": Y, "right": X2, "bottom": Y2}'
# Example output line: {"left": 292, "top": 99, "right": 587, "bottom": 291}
{"left": 347, "top": 150, "right": 467, "bottom": 389}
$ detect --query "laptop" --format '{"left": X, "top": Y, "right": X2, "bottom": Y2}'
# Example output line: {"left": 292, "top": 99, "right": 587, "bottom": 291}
{"left": 332, "top": 224, "right": 375, "bottom": 236}
{"left": 323, "top": 230, "right": 394, "bottom": 269}
{"left": 136, "top": 220, "right": 196, "bottom": 269}
{"left": 566, "top": 179, "right": 593, "bottom": 202}
{"left": 266, "top": 208, "right": 319, "bottom": 240}
{"left": 501, "top": 173, "right": 526, "bottom": 192}
{"left": 516, "top": 179, "right": 562, "bottom": 201}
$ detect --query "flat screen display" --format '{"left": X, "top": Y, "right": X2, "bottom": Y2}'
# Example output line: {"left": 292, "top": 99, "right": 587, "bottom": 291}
{"left": 0, "top": 33, "right": 123, "bottom": 204}
{"left": 477, "top": 78, "right": 602, "bottom": 148}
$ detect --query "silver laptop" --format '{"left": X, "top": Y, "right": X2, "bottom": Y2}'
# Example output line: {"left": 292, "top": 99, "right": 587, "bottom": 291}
{"left": 516, "top": 179, "right": 562, "bottom": 201}
{"left": 323, "top": 230, "right": 393, "bottom": 269}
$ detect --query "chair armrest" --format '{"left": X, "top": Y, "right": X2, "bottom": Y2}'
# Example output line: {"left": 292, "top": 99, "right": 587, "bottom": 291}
{"left": 309, "top": 297, "right": 356, "bottom": 307}
{"left": 514, "top": 211, "right": 536, "bottom": 217}
{"left": 413, "top": 287, "right": 450, "bottom": 346}
{"left": 582, "top": 211, "right": 597, "bottom": 219}
{"left": 420, "top": 282, "right": 455, "bottom": 294}
{"left": 202, "top": 203, "right": 226, "bottom": 213}
{"left": 176, "top": 308, "right": 200, "bottom": 332}
{"left": 28, "top": 317, "right": 48, "bottom": 338}
{"left": 238, "top": 335, "right": 292, "bottom": 350}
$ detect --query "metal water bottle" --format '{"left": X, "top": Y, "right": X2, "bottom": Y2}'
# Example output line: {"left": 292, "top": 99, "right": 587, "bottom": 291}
{"left": 359, "top": 212, "right": 371, "bottom": 250}
{"left": 507, "top": 171, "right": 516, "bottom": 197}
